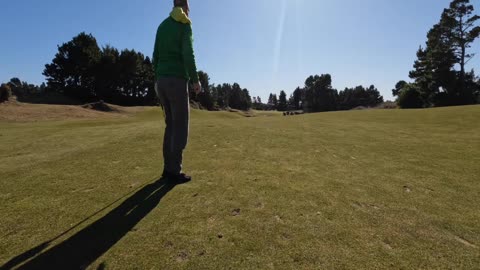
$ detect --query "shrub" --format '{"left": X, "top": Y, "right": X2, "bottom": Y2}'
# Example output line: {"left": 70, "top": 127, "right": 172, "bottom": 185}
{"left": 0, "top": 84, "right": 12, "bottom": 103}
{"left": 397, "top": 85, "right": 424, "bottom": 109}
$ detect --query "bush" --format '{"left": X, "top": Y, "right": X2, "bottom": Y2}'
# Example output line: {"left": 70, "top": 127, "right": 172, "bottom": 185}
{"left": 0, "top": 84, "right": 12, "bottom": 103}
{"left": 397, "top": 85, "right": 424, "bottom": 109}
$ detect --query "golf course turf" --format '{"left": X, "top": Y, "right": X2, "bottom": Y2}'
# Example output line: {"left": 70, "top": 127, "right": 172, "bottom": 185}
{"left": 1, "top": 105, "right": 479, "bottom": 269}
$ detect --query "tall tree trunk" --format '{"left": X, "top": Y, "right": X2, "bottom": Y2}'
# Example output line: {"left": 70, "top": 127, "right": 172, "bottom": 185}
{"left": 460, "top": 44, "right": 466, "bottom": 91}
{"left": 459, "top": 15, "right": 465, "bottom": 98}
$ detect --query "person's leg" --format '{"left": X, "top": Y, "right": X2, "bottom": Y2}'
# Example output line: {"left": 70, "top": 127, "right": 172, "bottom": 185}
{"left": 155, "top": 79, "right": 174, "bottom": 173}
{"left": 164, "top": 77, "right": 190, "bottom": 175}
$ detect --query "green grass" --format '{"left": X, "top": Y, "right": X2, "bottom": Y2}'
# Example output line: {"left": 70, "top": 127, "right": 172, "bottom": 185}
{"left": 1, "top": 105, "right": 479, "bottom": 269}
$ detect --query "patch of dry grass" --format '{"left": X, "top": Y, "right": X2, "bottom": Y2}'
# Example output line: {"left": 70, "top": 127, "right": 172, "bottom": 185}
{"left": 0, "top": 102, "right": 148, "bottom": 121}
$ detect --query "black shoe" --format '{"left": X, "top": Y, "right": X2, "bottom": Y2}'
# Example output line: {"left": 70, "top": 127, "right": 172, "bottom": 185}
{"left": 162, "top": 170, "right": 192, "bottom": 184}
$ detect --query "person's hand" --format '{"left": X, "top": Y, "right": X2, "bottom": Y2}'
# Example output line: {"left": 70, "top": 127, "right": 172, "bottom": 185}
{"left": 193, "top": 82, "right": 202, "bottom": 95}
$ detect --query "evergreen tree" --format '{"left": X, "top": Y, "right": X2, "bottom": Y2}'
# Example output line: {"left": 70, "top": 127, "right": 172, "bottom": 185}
{"left": 337, "top": 85, "right": 384, "bottom": 110}
{"left": 95, "top": 45, "right": 121, "bottom": 103}
{"left": 397, "top": 84, "right": 424, "bottom": 108}
{"left": 0, "top": 84, "right": 12, "bottom": 103}
{"left": 303, "top": 74, "right": 338, "bottom": 112}
{"left": 292, "top": 87, "right": 303, "bottom": 110}
{"left": 197, "top": 71, "right": 214, "bottom": 110}
{"left": 442, "top": 0, "right": 480, "bottom": 96}
{"left": 277, "top": 90, "right": 288, "bottom": 111}
{"left": 43, "top": 32, "right": 101, "bottom": 102}
{"left": 272, "top": 94, "right": 278, "bottom": 109}
{"left": 408, "top": 0, "right": 479, "bottom": 107}
{"left": 267, "top": 93, "right": 274, "bottom": 106}
{"left": 392, "top": 81, "right": 408, "bottom": 97}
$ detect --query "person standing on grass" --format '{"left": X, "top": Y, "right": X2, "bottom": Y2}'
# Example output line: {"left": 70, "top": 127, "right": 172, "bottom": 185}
{"left": 153, "top": 0, "right": 201, "bottom": 183}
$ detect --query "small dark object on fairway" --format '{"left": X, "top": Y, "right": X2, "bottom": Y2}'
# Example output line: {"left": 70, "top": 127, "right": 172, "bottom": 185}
{"left": 193, "top": 193, "right": 199, "bottom": 197}
{"left": 197, "top": 250, "right": 206, "bottom": 256}
{"left": 176, "top": 251, "right": 189, "bottom": 262}
{"left": 284, "top": 111, "right": 304, "bottom": 116}
{"left": 217, "top": 233, "right": 224, "bottom": 239}
{"left": 403, "top": 185, "right": 412, "bottom": 193}
{"left": 163, "top": 241, "right": 174, "bottom": 249}
{"left": 382, "top": 240, "right": 393, "bottom": 250}
{"left": 82, "top": 100, "right": 117, "bottom": 112}
{"left": 232, "top": 208, "right": 241, "bottom": 216}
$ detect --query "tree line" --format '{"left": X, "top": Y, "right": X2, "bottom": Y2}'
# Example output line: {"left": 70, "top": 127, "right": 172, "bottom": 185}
{"left": 191, "top": 71, "right": 253, "bottom": 111}
{"left": 394, "top": 0, "right": 480, "bottom": 108}
{"left": 3, "top": 32, "right": 253, "bottom": 110}
{"left": 33, "top": 32, "right": 156, "bottom": 106}
{"left": 0, "top": 78, "right": 47, "bottom": 103}
{"left": 265, "top": 0, "right": 479, "bottom": 112}
{"left": 265, "top": 75, "right": 384, "bottom": 112}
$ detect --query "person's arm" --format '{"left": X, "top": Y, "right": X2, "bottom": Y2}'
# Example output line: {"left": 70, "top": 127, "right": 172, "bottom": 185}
{"left": 182, "top": 24, "right": 199, "bottom": 83}
{"left": 152, "top": 29, "right": 160, "bottom": 75}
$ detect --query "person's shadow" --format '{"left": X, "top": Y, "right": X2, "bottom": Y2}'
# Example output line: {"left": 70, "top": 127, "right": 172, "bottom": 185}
{"left": 2, "top": 178, "right": 176, "bottom": 270}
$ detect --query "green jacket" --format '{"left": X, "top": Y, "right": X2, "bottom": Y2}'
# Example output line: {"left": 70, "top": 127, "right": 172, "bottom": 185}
{"left": 153, "top": 11, "right": 199, "bottom": 83}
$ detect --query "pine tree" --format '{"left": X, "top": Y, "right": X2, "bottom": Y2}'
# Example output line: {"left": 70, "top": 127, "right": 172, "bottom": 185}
{"left": 43, "top": 32, "right": 101, "bottom": 101}
{"left": 408, "top": 0, "right": 479, "bottom": 106}
{"left": 277, "top": 90, "right": 288, "bottom": 111}
{"left": 443, "top": 0, "right": 480, "bottom": 92}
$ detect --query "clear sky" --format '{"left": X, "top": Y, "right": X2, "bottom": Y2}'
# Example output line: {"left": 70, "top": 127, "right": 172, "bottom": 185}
{"left": 1, "top": 0, "right": 479, "bottom": 101}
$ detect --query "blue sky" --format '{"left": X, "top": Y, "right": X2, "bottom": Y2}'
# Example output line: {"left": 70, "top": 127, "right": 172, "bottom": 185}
{"left": 1, "top": 0, "right": 479, "bottom": 101}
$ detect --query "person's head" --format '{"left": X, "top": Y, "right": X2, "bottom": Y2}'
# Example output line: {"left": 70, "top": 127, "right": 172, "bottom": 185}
{"left": 173, "top": 0, "right": 190, "bottom": 16}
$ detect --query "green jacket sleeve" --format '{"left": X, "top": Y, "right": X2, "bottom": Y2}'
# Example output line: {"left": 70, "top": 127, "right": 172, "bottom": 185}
{"left": 152, "top": 28, "right": 160, "bottom": 78}
{"left": 182, "top": 24, "right": 199, "bottom": 83}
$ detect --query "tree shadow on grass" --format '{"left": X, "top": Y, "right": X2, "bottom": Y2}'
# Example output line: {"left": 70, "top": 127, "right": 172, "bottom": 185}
{"left": 2, "top": 178, "right": 176, "bottom": 270}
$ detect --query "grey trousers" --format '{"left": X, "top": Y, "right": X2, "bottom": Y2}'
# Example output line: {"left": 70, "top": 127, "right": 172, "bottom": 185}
{"left": 155, "top": 77, "right": 190, "bottom": 174}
